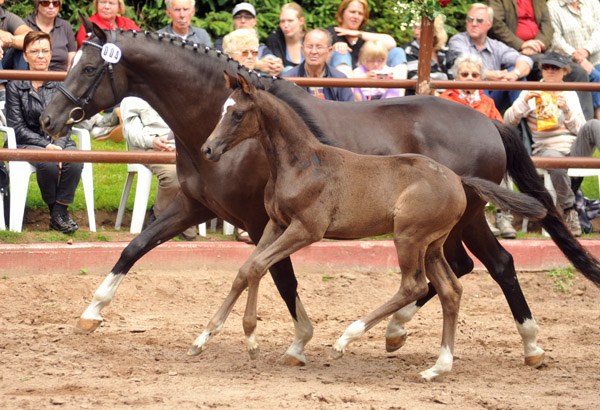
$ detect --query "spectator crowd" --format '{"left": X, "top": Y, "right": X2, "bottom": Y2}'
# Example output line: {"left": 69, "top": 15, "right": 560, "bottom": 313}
{"left": 2, "top": 0, "right": 600, "bottom": 238}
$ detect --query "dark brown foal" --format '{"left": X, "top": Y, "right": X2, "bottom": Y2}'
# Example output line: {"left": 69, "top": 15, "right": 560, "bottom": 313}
{"left": 197, "top": 74, "right": 546, "bottom": 380}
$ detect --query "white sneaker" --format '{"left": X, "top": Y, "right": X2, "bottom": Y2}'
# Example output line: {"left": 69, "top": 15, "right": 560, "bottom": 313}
{"left": 496, "top": 211, "right": 517, "bottom": 239}
{"left": 486, "top": 215, "right": 501, "bottom": 236}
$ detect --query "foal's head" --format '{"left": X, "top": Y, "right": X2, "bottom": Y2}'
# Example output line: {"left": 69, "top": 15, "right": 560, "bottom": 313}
{"left": 202, "top": 73, "right": 262, "bottom": 162}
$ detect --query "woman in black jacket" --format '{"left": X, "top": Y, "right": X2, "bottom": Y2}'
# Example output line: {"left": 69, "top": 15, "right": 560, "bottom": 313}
{"left": 265, "top": 2, "right": 305, "bottom": 73}
{"left": 6, "top": 31, "right": 82, "bottom": 233}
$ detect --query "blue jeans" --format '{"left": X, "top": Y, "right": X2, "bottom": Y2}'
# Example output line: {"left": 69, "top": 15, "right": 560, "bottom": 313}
{"left": 484, "top": 66, "right": 526, "bottom": 112}
{"left": 588, "top": 64, "right": 600, "bottom": 109}
{"left": 330, "top": 46, "right": 407, "bottom": 69}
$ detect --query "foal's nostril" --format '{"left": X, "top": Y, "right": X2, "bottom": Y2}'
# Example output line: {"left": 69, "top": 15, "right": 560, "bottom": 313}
{"left": 202, "top": 146, "right": 212, "bottom": 159}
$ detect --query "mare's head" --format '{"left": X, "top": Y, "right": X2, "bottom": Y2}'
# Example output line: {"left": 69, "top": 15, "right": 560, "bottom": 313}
{"left": 42, "top": 12, "right": 129, "bottom": 138}
{"left": 202, "top": 73, "right": 262, "bottom": 161}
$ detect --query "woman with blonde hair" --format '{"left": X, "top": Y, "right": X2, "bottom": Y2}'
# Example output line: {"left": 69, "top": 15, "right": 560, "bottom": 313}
{"left": 266, "top": 2, "right": 306, "bottom": 73}
{"left": 405, "top": 15, "right": 450, "bottom": 84}
{"left": 326, "top": 0, "right": 406, "bottom": 77}
{"left": 76, "top": 0, "right": 140, "bottom": 48}
{"left": 223, "top": 28, "right": 260, "bottom": 71}
{"left": 352, "top": 40, "right": 405, "bottom": 101}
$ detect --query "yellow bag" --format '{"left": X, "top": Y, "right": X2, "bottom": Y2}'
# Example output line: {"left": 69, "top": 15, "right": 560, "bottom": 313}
{"left": 535, "top": 92, "right": 558, "bottom": 131}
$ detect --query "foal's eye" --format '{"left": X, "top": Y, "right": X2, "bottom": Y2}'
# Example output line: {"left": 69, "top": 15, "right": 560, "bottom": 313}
{"left": 233, "top": 110, "right": 244, "bottom": 121}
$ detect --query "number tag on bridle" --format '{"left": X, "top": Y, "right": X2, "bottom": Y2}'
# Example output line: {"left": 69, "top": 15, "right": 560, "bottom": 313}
{"left": 101, "top": 43, "right": 122, "bottom": 64}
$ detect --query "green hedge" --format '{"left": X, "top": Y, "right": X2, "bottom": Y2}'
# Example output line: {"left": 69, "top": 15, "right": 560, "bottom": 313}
{"left": 7, "top": 0, "right": 477, "bottom": 47}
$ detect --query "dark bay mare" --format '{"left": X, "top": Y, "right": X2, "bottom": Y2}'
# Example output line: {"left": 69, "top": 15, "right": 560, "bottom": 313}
{"left": 41, "top": 19, "right": 600, "bottom": 368}
{"left": 197, "top": 73, "right": 547, "bottom": 380}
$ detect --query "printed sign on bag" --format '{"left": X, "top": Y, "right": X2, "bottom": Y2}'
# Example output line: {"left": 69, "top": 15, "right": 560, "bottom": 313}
{"left": 101, "top": 43, "right": 122, "bottom": 64}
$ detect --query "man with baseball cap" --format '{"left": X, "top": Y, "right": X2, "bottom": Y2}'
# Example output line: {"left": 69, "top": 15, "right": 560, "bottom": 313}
{"left": 215, "top": 2, "right": 283, "bottom": 75}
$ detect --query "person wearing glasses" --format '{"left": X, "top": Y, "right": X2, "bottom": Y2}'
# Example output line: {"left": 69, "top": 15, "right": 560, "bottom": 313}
{"left": 6, "top": 31, "right": 83, "bottom": 234}
{"left": 76, "top": 0, "right": 140, "bottom": 48}
{"left": 283, "top": 28, "right": 354, "bottom": 102}
{"left": 0, "top": 0, "right": 32, "bottom": 99}
{"left": 157, "top": 0, "right": 211, "bottom": 47}
{"left": 439, "top": 54, "right": 512, "bottom": 238}
{"left": 24, "top": 0, "right": 76, "bottom": 71}
{"left": 448, "top": 3, "right": 533, "bottom": 112}
{"left": 504, "top": 51, "right": 600, "bottom": 237}
{"left": 215, "top": 2, "right": 283, "bottom": 76}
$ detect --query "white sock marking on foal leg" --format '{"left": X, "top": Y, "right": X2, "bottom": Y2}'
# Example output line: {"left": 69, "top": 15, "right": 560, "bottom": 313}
{"left": 191, "top": 323, "right": 224, "bottom": 353}
{"left": 517, "top": 318, "right": 545, "bottom": 359}
{"left": 420, "top": 345, "right": 453, "bottom": 381}
{"left": 386, "top": 302, "right": 419, "bottom": 339}
{"left": 332, "top": 320, "right": 366, "bottom": 354}
{"left": 80, "top": 272, "right": 125, "bottom": 321}
{"left": 284, "top": 298, "right": 313, "bottom": 363}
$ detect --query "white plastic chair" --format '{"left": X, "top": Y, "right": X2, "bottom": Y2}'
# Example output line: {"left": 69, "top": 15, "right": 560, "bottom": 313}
{"left": 1, "top": 126, "right": 95, "bottom": 232}
{"left": 114, "top": 152, "right": 234, "bottom": 236}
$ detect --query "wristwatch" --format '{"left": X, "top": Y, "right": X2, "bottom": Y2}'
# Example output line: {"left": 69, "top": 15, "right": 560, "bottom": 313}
{"left": 513, "top": 68, "right": 521, "bottom": 78}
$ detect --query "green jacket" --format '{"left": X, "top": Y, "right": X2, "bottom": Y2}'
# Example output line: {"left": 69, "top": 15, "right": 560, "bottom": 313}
{"left": 487, "top": 0, "right": 554, "bottom": 51}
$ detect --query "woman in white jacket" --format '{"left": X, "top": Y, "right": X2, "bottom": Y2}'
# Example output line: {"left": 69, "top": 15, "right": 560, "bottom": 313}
{"left": 504, "top": 51, "right": 600, "bottom": 236}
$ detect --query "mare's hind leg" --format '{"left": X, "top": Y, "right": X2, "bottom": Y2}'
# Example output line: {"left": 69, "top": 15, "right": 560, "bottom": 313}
{"left": 385, "top": 230, "right": 472, "bottom": 352}
{"left": 462, "top": 212, "right": 544, "bottom": 367}
{"left": 75, "top": 196, "right": 212, "bottom": 334}
{"left": 419, "top": 238, "right": 463, "bottom": 381}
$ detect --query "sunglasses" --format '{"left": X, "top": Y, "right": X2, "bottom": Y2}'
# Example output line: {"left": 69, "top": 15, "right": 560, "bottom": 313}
{"left": 233, "top": 14, "right": 255, "bottom": 20}
{"left": 40, "top": 0, "right": 60, "bottom": 7}
{"left": 541, "top": 64, "right": 561, "bottom": 71}
{"left": 459, "top": 71, "right": 481, "bottom": 79}
{"left": 232, "top": 50, "right": 259, "bottom": 57}
{"left": 466, "top": 16, "right": 485, "bottom": 24}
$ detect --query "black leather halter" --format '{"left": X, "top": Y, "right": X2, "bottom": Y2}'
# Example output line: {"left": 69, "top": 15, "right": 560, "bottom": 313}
{"left": 57, "top": 30, "right": 121, "bottom": 125}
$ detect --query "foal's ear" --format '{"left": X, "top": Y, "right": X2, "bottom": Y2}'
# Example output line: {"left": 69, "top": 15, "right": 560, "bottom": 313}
{"left": 79, "top": 11, "right": 106, "bottom": 43}
{"left": 237, "top": 74, "right": 257, "bottom": 99}
{"left": 223, "top": 71, "right": 237, "bottom": 90}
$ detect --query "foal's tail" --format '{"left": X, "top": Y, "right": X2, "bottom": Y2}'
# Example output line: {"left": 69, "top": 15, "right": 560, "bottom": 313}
{"left": 493, "top": 120, "right": 600, "bottom": 287}
{"left": 462, "top": 176, "right": 547, "bottom": 220}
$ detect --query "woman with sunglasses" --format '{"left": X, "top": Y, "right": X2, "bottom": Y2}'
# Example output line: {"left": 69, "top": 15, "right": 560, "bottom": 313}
{"left": 6, "top": 31, "right": 83, "bottom": 234}
{"left": 76, "top": 0, "right": 140, "bottom": 48}
{"left": 24, "top": 0, "right": 76, "bottom": 71}
{"left": 223, "top": 28, "right": 260, "bottom": 71}
{"left": 504, "top": 51, "right": 600, "bottom": 237}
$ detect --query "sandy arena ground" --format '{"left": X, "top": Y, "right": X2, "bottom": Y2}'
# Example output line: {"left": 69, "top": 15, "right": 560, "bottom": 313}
{"left": 1, "top": 265, "right": 599, "bottom": 409}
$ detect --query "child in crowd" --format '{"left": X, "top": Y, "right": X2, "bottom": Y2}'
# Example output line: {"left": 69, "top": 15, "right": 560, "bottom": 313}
{"left": 352, "top": 40, "right": 405, "bottom": 101}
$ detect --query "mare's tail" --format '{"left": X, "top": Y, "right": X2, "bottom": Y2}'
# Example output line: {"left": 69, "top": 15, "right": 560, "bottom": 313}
{"left": 462, "top": 176, "right": 546, "bottom": 220}
{"left": 493, "top": 120, "right": 600, "bottom": 287}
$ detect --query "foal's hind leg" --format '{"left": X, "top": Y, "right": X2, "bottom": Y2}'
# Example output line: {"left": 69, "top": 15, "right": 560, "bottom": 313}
{"left": 419, "top": 238, "right": 463, "bottom": 381}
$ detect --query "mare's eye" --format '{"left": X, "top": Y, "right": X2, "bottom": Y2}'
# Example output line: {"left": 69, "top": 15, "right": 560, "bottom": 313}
{"left": 233, "top": 110, "right": 244, "bottom": 121}
{"left": 84, "top": 66, "right": 95, "bottom": 75}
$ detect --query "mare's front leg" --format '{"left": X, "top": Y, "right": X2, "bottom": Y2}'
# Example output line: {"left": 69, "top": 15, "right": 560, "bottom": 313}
{"left": 75, "top": 195, "right": 213, "bottom": 334}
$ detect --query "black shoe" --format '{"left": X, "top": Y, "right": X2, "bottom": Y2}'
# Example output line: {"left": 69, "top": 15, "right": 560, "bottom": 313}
{"left": 64, "top": 214, "right": 79, "bottom": 230}
{"left": 50, "top": 214, "right": 78, "bottom": 234}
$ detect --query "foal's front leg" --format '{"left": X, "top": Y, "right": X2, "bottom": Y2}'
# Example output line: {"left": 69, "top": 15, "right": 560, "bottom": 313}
{"left": 241, "top": 220, "right": 319, "bottom": 360}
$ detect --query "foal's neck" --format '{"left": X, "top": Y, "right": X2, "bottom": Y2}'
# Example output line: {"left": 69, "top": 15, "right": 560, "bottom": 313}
{"left": 256, "top": 91, "right": 322, "bottom": 175}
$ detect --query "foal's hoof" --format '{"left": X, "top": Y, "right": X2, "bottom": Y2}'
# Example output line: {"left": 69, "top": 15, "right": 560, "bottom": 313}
{"left": 187, "top": 344, "right": 204, "bottom": 356}
{"left": 279, "top": 353, "right": 306, "bottom": 367}
{"left": 328, "top": 347, "right": 345, "bottom": 360}
{"left": 525, "top": 352, "right": 545, "bottom": 368}
{"left": 385, "top": 334, "right": 408, "bottom": 352}
{"left": 248, "top": 346, "right": 260, "bottom": 360}
{"left": 74, "top": 318, "right": 102, "bottom": 334}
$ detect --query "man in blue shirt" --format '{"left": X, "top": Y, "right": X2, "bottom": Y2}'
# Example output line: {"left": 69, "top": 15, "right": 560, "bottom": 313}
{"left": 283, "top": 28, "right": 354, "bottom": 102}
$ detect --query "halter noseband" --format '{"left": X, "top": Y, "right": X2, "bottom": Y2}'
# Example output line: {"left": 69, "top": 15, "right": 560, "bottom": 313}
{"left": 58, "top": 30, "right": 121, "bottom": 125}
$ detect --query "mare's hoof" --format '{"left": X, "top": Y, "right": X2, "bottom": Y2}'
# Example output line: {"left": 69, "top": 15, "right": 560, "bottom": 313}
{"left": 248, "top": 346, "right": 260, "bottom": 360}
{"left": 328, "top": 348, "right": 344, "bottom": 360}
{"left": 74, "top": 318, "right": 102, "bottom": 334}
{"left": 385, "top": 334, "right": 408, "bottom": 352}
{"left": 525, "top": 352, "right": 545, "bottom": 368}
{"left": 279, "top": 353, "right": 306, "bottom": 367}
{"left": 187, "top": 344, "right": 204, "bottom": 356}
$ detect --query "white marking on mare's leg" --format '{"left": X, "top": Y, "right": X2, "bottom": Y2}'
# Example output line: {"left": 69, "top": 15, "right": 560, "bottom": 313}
{"left": 385, "top": 302, "right": 419, "bottom": 351}
{"left": 331, "top": 320, "right": 366, "bottom": 359}
{"left": 517, "top": 318, "right": 545, "bottom": 367}
{"left": 420, "top": 345, "right": 453, "bottom": 381}
{"left": 188, "top": 322, "right": 224, "bottom": 356}
{"left": 282, "top": 297, "right": 313, "bottom": 366}
{"left": 80, "top": 272, "right": 125, "bottom": 321}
